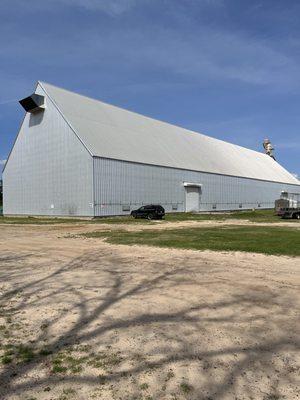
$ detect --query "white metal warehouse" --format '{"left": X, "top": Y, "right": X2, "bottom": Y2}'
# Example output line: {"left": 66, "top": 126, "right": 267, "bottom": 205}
{"left": 3, "top": 82, "right": 300, "bottom": 217}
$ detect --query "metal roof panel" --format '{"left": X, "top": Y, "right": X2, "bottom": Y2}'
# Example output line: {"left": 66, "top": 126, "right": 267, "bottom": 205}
{"left": 39, "top": 82, "right": 299, "bottom": 185}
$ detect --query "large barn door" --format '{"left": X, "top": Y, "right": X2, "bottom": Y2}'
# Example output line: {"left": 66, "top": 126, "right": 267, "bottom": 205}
{"left": 185, "top": 186, "right": 200, "bottom": 212}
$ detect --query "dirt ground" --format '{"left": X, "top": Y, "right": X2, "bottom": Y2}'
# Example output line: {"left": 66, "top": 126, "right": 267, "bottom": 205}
{"left": 0, "top": 222, "right": 299, "bottom": 400}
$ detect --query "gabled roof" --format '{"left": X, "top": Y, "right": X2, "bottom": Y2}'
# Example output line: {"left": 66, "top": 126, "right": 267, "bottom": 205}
{"left": 39, "top": 82, "right": 299, "bottom": 185}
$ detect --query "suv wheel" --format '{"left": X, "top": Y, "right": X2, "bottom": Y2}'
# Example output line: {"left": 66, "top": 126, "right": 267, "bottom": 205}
{"left": 147, "top": 213, "right": 154, "bottom": 220}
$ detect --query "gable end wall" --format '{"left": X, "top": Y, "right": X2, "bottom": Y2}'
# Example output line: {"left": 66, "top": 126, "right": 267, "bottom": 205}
{"left": 3, "top": 84, "right": 94, "bottom": 217}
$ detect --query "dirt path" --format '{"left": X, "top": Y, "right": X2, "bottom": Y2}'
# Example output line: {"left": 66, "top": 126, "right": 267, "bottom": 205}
{"left": 0, "top": 224, "right": 299, "bottom": 400}
{"left": 103, "top": 219, "right": 300, "bottom": 232}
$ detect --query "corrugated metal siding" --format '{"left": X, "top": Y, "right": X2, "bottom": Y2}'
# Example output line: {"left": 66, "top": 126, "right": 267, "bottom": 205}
{"left": 93, "top": 157, "right": 300, "bottom": 216}
{"left": 3, "top": 84, "right": 94, "bottom": 217}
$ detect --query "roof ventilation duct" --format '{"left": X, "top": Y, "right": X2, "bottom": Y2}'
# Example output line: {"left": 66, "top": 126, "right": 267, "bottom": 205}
{"left": 19, "top": 94, "right": 45, "bottom": 113}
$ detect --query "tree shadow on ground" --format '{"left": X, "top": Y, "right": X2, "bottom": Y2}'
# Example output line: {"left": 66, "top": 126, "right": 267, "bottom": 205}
{"left": 0, "top": 246, "right": 299, "bottom": 399}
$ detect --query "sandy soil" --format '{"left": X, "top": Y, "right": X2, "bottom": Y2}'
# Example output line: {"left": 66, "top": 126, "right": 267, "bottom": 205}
{"left": 0, "top": 222, "right": 299, "bottom": 400}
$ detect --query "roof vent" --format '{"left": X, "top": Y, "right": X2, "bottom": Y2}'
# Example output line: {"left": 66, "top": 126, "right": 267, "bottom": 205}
{"left": 19, "top": 93, "right": 45, "bottom": 113}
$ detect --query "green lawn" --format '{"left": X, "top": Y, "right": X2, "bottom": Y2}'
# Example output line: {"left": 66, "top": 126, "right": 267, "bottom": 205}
{"left": 0, "top": 216, "right": 88, "bottom": 225}
{"left": 165, "top": 209, "right": 292, "bottom": 223}
{"left": 0, "top": 215, "right": 151, "bottom": 225}
{"left": 83, "top": 226, "right": 300, "bottom": 257}
{"left": 0, "top": 209, "right": 298, "bottom": 225}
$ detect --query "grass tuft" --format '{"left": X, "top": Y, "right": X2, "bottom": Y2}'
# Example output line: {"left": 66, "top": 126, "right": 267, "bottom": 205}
{"left": 51, "top": 365, "right": 68, "bottom": 374}
{"left": 49, "top": 347, "right": 122, "bottom": 375}
{"left": 140, "top": 383, "right": 149, "bottom": 390}
{"left": 180, "top": 382, "right": 193, "bottom": 393}
{"left": 39, "top": 347, "right": 53, "bottom": 356}
{"left": 17, "top": 345, "right": 35, "bottom": 362}
{"left": 1, "top": 355, "right": 13, "bottom": 364}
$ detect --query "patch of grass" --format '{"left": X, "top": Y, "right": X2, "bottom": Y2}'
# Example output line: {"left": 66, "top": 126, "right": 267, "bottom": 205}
{"left": 166, "top": 209, "right": 287, "bottom": 223}
{"left": 87, "top": 350, "right": 122, "bottom": 370}
{"left": 84, "top": 225, "right": 300, "bottom": 256}
{"left": 51, "top": 352, "right": 86, "bottom": 374}
{"left": 1, "top": 355, "right": 13, "bottom": 364}
{"left": 50, "top": 348, "right": 122, "bottom": 375}
{"left": 65, "top": 355, "right": 86, "bottom": 373}
{"left": 0, "top": 215, "right": 150, "bottom": 225}
{"left": 17, "top": 345, "right": 35, "bottom": 363}
{"left": 39, "top": 347, "right": 53, "bottom": 356}
{"left": 1, "top": 343, "right": 60, "bottom": 367}
{"left": 75, "top": 344, "right": 92, "bottom": 352}
{"left": 0, "top": 216, "right": 86, "bottom": 225}
{"left": 62, "top": 387, "right": 77, "bottom": 395}
{"left": 140, "top": 383, "right": 149, "bottom": 390}
{"left": 92, "top": 216, "right": 155, "bottom": 225}
{"left": 3, "top": 348, "right": 14, "bottom": 356}
{"left": 0, "top": 344, "right": 36, "bottom": 365}
{"left": 51, "top": 364, "right": 68, "bottom": 374}
{"left": 180, "top": 382, "right": 193, "bottom": 394}
{"left": 3, "top": 344, "right": 14, "bottom": 350}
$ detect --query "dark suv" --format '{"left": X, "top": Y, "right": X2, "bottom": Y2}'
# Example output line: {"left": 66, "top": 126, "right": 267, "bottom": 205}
{"left": 131, "top": 205, "right": 165, "bottom": 220}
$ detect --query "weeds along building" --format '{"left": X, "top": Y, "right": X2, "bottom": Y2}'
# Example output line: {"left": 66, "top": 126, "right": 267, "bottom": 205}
{"left": 3, "top": 82, "right": 300, "bottom": 217}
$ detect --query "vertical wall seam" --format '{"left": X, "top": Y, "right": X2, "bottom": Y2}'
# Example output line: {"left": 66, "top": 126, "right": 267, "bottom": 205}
{"left": 92, "top": 156, "right": 95, "bottom": 217}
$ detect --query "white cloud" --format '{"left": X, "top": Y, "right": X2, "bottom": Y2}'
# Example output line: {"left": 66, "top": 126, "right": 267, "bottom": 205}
{"left": 276, "top": 142, "right": 300, "bottom": 150}
{"left": 53, "top": 0, "right": 141, "bottom": 15}
{"left": 15, "top": 0, "right": 221, "bottom": 15}
{"left": 142, "top": 29, "right": 297, "bottom": 88}
{"left": 0, "top": 160, "right": 7, "bottom": 166}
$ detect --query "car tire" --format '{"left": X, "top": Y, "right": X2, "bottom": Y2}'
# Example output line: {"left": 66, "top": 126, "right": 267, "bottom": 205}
{"left": 147, "top": 214, "right": 154, "bottom": 220}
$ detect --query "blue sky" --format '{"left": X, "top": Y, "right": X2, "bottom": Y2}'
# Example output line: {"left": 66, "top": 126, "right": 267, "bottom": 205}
{"left": 0, "top": 0, "right": 300, "bottom": 177}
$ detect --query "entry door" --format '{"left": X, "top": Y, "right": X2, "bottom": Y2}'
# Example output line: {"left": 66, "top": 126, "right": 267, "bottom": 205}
{"left": 185, "top": 186, "right": 200, "bottom": 212}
